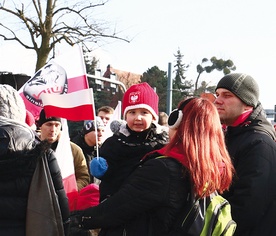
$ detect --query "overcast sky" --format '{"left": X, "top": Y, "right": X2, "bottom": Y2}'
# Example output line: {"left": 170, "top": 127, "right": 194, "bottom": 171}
{"left": 0, "top": 0, "right": 275, "bottom": 109}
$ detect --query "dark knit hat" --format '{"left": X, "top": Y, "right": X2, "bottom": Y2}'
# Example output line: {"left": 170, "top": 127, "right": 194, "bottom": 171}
{"left": 82, "top": 116, "right": 104, "bottom": 135}
{"left": 38, "top": 108, "right": 61, "bottom": 127}
{"left": 0, "top": 84, "right": 26, "bottom": 122}
{"left": 216, "top": 73, "right": 259, "bottom": 107}
{"left": 122, "top": 82, "right": 159, "bottom": 120}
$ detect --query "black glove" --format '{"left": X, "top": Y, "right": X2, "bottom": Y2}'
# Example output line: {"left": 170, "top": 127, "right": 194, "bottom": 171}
{"left": 69, "top": 211, "right": 92, "bottom": 236}
{"left": 70, "top": 211, "right": 83, "bottom": 229}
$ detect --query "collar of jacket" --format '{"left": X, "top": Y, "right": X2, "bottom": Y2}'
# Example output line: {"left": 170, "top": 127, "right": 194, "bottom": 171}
{"left": 230, "top": 109, "right": 253, "bottom": 127}
{"left": 157, "top": 145, "right": 188, "bottom": 168}
{"left": 227, "top": 102, "right": 276, "bottom": 140}
{"left": 141, "top": 144, "right": 189, "bottom": 168}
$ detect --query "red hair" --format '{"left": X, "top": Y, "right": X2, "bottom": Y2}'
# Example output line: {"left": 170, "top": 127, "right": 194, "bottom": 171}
{"left": 165, "top": 98, "right": 233, "bottom": 196}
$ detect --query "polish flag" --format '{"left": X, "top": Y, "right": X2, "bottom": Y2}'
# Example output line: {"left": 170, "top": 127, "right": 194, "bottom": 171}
{"left": 41, "top": 88, "right": 95, "bottom": 121}
{"left": 18, "top": 44, "right": 89, "bottom": 120}
{"left": 55, "top": 118, "right": 79, "bottom": 211}
{"left": 53, "top": 45, "right": 89, "bottom": 93}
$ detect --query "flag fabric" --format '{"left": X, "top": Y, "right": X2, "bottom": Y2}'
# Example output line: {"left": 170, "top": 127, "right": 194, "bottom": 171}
{"left": 55, "top": 118, "right": 78, "bottom": 211}
{"left": 113, "top": 101, "right": 122, "bottom": 121}
{"left": 53, "top": 45, "right": 89, "bottom": 93}
{"left": 41, "top": 88, "right": 95, "bottom": 121}
{"left": 18, "top": 44, "right": 89, "bottom": 120}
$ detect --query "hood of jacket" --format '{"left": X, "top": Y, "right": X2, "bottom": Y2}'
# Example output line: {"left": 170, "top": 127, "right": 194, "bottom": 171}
{"left": 0, "top": 117, "right": 35, "bottom": 156}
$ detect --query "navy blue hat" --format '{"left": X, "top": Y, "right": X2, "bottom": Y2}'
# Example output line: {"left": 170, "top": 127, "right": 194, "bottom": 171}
{"left": 82, "top": 116, "right": 104, "bottom": 135}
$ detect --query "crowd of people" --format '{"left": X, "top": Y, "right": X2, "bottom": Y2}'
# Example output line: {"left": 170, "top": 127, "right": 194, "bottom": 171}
{"left": 0, "top": 73, "right": 275, "bottom": 236}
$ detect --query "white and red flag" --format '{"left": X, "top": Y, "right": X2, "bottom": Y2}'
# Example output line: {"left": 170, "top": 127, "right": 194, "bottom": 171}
{"left": 41, "top": 88, "right": 95, "bottom": 121}
{"left": 19, "top": 44, "right": 89, "bottom": 120}
{"left": 55, "top": 118, "right": 79, "bottom": 211}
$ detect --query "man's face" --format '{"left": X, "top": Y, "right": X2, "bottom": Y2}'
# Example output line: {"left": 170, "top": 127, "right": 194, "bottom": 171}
{"left": 97, "top": 111, "right": 113, "bottom": 126}
{"left": 85, "top": 128, "right": 105, "bottom": 146}
{"left": 214, "top": 88, "right": 249, "bottom": 126}
{"left": 40, "top": 121, "right": 62, "bottom": 143}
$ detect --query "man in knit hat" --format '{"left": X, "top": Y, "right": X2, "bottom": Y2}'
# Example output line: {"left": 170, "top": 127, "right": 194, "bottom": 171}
{"left": 90, "top": 82, "right": 168, "bottom": 204}
{"left": 38, "top": 109, "right": 90, "bottom": 190}
{"left": 71, "top": 117, "right": 105, "bottom": 183}
{"left": 214, "top": 73, "right": 276, "bottom": 236}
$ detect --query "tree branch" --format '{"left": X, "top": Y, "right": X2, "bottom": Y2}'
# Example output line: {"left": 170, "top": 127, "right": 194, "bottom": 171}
{"left": 0, "top": 0, "right": 130, "bottom": 71}
{"left": 0, "top": 24, "right": 34, "bottom": 49}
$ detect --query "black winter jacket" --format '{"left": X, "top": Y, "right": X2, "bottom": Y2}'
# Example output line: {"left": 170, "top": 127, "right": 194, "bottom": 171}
{"left": 99, "top": 122, "right": 168, "bottom": 201}
{"left": 72, "top": 132, "right": 96, "bottom": 183}
{"left": 222, "top": 103, "right": 276, "bottom": 236}
{"left": 0, "top": 118, "right": 70, "bottom": 236}
{"left": 81, "top": 153, "right": 189, "bottom": 236}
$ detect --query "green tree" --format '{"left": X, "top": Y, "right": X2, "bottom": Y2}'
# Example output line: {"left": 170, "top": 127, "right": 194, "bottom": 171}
{"left": 141, "top": 66, "right": 168, "bottom": 112}
{"left": 195, "top": 57, "right": 236, "bottom": 95}
{"left": 172, "top": 48, "right": 193, "bottom": 109}
{"left": 0, "top": 0, "right": 129, "bottom": 72}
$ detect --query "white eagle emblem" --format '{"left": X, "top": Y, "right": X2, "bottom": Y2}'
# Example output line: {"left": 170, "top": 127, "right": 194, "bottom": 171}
{"left": 129, "top": 91, "right": 140, "bottom": 104}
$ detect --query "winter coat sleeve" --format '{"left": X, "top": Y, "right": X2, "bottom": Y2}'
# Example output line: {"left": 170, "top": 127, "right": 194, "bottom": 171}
{"left": 70, "top": 142, "right": 90, "bottom": 190}
{"left": 81, "top": 158, "right": 185, "bottom": 229}
{"left": 224, "top": 134, "right": 276, "bottom": 235}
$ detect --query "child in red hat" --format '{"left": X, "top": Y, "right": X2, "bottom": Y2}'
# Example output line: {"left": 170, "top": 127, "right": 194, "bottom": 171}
{"left": 91, "top": 82, "right": 168, "bottom": 202}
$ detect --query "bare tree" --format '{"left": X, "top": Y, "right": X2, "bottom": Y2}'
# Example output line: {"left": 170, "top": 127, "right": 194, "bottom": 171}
{"left": 0, "top": 0, "right": 130, "bottom": 71}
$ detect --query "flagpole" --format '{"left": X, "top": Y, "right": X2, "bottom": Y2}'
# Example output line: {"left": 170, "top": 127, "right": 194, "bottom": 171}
{"left": 90, "top": 88, "right": 99, "bottom": 157}
{"left": 78, "top": 44, "right": 89, "bottom": 89}
{"left": 95, "top": 127, "right": 99, "bottom": 158}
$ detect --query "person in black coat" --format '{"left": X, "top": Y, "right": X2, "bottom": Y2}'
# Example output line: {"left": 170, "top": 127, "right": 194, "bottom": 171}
{"left": 215, "top": 73, "right": 276, "bottom": 236}
{"left": 0, "top": 84, "right": 70, "bottom": 236}
{"left": 71, "top": 97, "right": 234, "bottom": 236}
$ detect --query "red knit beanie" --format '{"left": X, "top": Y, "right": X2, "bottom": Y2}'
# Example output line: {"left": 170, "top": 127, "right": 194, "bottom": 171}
{"left": 122, "top": 82, "right": 159, "bottom": 120}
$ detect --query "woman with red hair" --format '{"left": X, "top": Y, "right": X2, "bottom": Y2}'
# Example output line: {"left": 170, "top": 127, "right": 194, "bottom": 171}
{"left": 71, "top": 97, "right": 234, "bottom": 236}
{"left": 165, "top": 97, "right": 233, "bottom": 197}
